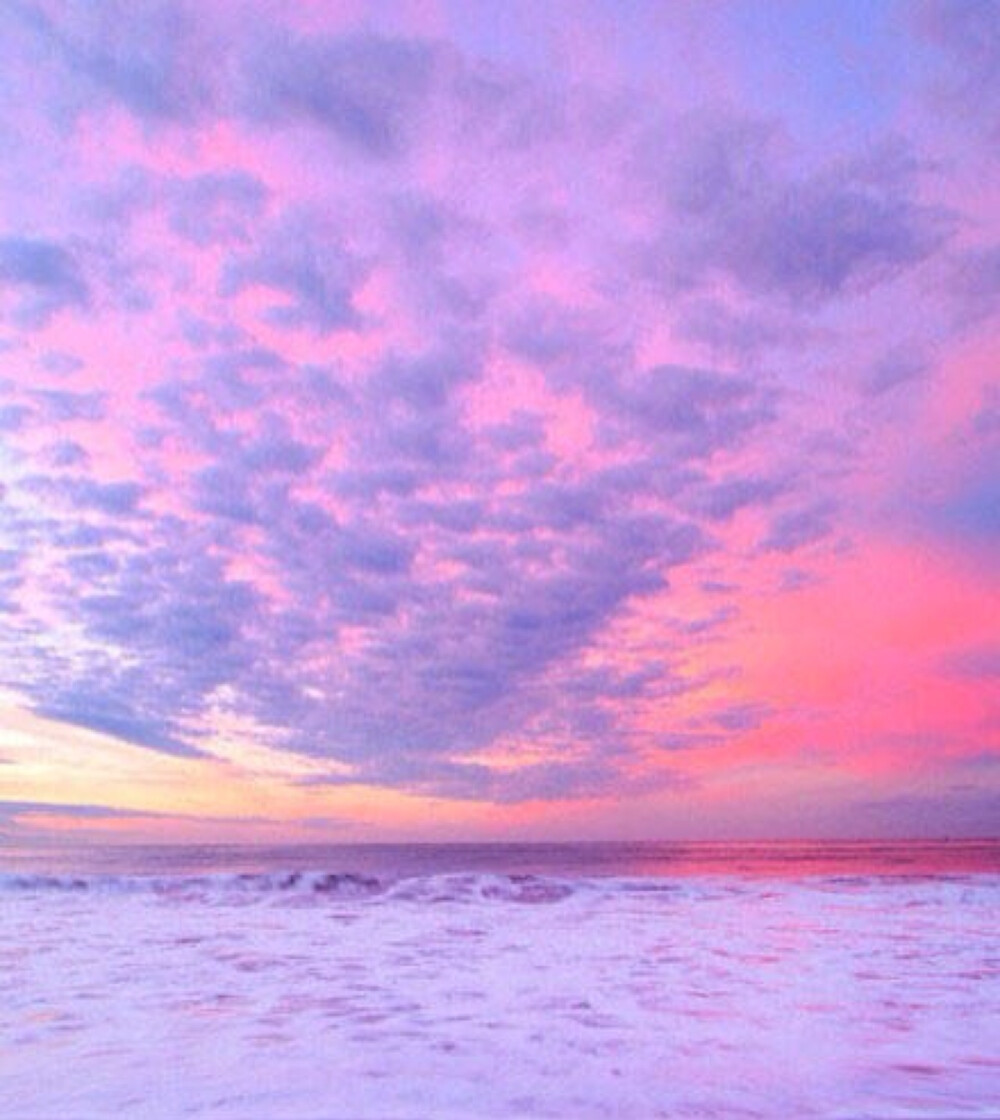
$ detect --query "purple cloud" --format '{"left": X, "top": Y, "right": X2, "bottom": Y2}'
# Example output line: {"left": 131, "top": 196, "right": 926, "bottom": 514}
{"left": 239, "top": 30, "right": 441, "bottom": 158}
{"left": 639, "top": 118, "right": 950, "bottom": 303}
{"left": 0, "top": 236, "right": 88, "bottom": 326}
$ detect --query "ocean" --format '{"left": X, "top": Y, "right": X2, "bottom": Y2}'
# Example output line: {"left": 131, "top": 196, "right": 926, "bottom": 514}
{"left": 1, "top": 840, "right": 998, "bottom": 1118}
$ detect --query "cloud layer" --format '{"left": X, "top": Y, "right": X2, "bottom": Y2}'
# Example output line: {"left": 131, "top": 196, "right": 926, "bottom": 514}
{"left": 0, "top": 1, "right": 996, "bottom": 826}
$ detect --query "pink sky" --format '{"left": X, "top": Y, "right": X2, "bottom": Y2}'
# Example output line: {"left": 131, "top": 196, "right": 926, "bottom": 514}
{"left": 0, "top": 0, "right": 997, "bottom": 842}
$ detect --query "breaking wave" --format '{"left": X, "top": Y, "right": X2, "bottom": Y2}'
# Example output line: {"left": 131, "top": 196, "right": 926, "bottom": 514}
{"left": 3, "top": 867, "right": 995, "bottom": 909}
{"left": 0, "top": 870, "right": 582, "bottom": 903}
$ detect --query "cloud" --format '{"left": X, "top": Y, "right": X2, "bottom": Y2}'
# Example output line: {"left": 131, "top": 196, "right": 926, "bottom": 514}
{"left": 0, "top": 219, "right": 783, "bottom": 796}
{"left": 0, "top": 1, "right": 993, "bottom": 822}
{"left": 505, "top": 307, "right": 775, "bottom": 461}
{"left": 913, "top": 0, "right": 1000, "bottom": 141}
{"left": 39, "top": 351, "right": 85, "bottom": 375}
{"left": 0, "top": 318, "right": 718, "bottom": 786}
{"left": 0, "top": 403, "right": 31, "bottom": 432}
{"left": 687, "top": 475, "right": 786, "bottom": 522}
{"left": 940, "top": 644, "right": 1000, "bottom": 681}
{"left": 238, "top": 30, "right": 441, "bottom": 157}
{"left": 304, "top": 752, "right": 692, "bottom": 804}
{"left": 972, "top": 385, "right": 1000, "bottom": 439}
{"left": 762, "top": 501, "right": 837, "bottom": 554}
{"left": 930, "top": 463, "right": 1000, "bottom": 545}
{"left": 35, "top": 697, "right": 205, "bottom": 758}
{"left": 863, "top": 347, "right": 931, "bottom": 396}
{"left": 0, "top": 236, "right": 88, "bottom": 326}
{"left": 600, "top": 364, "right": 774, "bottom": 457}
{"left": 672, "top": 298, "right": 810, "bottom": 362}
{"left": 44, "top": 440, "right": 91, "bottom": 469}
{"left": 5, "top": 0, "right": 218, "bottom": 124}
{"left": 30, "top": 388, "right": 106, "bottom": 422}
{"left": 893, "top": 436, "right": 1000, "bottom": 555}
{"left": 951, "top": 244, "right": 1000, "bottom": 324}
{"left": 0, "top": 799, "right": 165, "bottom": 822}
{"left": 219, "top": 210, "right": 363, "bottom": 333}
{"left": 705, "top": 702, "right": 771, "bottom": 733}
{"left": 0, "top": 483, "right": 260, "bottom": 758}
{"left": 167, "top": 171, "right": 269, "bottom": 245}
{"left": 846, "top": 787, "right": 1000, "bottom": 837}
{"left": 639, "top": 117, "right": 950, "bottom": 303}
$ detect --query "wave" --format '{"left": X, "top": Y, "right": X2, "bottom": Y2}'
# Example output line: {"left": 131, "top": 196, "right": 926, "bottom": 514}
{"left": 1, "top": 867, "right": 994, "bottom": 905}
{"left": 0, "top": 869, "right": 582, "bottom": 903}
{"left": 384, "top": 872, "right": 577, "bottom": 904}
{"left": 0, "top": 870, "right": 385, "bottom": 898}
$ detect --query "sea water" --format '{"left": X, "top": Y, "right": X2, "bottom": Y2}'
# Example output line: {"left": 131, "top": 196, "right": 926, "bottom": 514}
{"left": 1, "top": 840, "right": 998, "bottom": 1118}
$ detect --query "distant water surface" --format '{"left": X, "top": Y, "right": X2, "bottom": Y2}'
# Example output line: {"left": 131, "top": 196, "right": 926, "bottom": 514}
{"left": 3, "top": 836, "right": 998, "bottom": 879}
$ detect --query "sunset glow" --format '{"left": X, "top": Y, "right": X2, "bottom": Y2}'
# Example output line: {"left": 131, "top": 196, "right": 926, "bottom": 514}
{"left": 0, "top": 0, "right": 997, "bottom": 843}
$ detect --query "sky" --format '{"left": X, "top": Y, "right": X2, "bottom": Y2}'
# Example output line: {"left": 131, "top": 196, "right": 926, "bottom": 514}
{"left": 0, "top": 0, "right": 997, "bottom": 844}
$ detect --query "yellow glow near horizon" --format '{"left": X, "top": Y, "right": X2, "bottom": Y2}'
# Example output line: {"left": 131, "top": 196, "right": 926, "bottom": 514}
{"left": 0, "top": 694, "right": 489, "bottom": 841}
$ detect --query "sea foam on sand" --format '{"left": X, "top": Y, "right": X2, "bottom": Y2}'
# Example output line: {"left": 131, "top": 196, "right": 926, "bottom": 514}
{"left": 1, "top": 868, "right": 998, "bottom": 1118}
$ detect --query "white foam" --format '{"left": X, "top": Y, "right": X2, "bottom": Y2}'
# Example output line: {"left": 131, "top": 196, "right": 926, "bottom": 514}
{"left": 2, "top": 873, "right": 998, "bottom": 1118}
